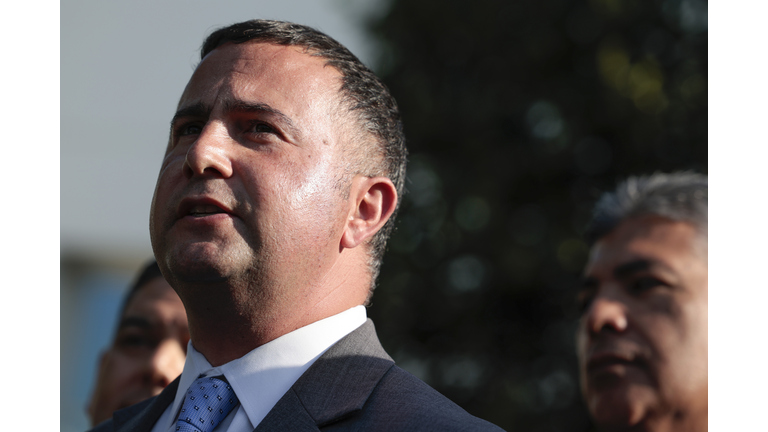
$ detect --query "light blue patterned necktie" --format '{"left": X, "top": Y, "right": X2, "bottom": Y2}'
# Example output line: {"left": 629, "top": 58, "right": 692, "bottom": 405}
{"left": 175, "top": 376, "right": 239, "bottom": 432}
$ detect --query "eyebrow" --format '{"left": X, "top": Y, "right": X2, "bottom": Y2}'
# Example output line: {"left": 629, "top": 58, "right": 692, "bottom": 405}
{"left": 118, "top": 316, "right": 152, "bottom": 330}
{"left": 170, "top": 98, "right": 301, "bottom": 139}
{"left": 170, "top": 102, "right": 211, "bottom": 128}
{"left": 224, "top": 99, "right": 301, "bottom": 138}
{"left": 613, "top": 259, "right": 652, "bottom": 279}
{"left": 579, "top": 259, "right": 659, "bottom": 289}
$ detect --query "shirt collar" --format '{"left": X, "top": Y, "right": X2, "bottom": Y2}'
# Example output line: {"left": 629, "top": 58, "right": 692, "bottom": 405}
{"left": 165, "top": 305, "right": 367, "bottom": 430}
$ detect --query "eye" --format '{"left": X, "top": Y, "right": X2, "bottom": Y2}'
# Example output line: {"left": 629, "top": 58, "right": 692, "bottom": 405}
{"left": 114, "top": 330, "right": 156, "bottom": 356}
{"left": 245, "top": 121, "right": 277, "bottom": 136}
{"left": 116, "top": 334, "right": 149, "bottom": 348}
{"left": 178, "top": 123, "right": 203, "bottom": 136}
{"left": 576, "top": 287, "right": 597, "bottom": 313}
{"left": 630, "top": 276, "right": 666, "bottom": 293}
{"left": 253, "top": 123, "right": 274, "bottom": 133}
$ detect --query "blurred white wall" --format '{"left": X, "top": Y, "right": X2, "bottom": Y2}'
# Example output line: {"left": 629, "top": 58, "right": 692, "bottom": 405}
{"left": 61, "top": 1, "right": 383, "bottom": 430}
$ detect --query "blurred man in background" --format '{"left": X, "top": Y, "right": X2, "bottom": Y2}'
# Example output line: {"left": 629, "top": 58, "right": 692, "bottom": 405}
{"left": 576, "top": 172, "right": 707, "bottom": 432}
{"left": 88, "top": 260, "right": 189, "bottom": 427}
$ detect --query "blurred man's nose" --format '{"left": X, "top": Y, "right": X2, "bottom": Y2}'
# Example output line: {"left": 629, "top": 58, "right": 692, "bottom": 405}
{"left": 144, "top": 338, "right": 186, "bottom": 392}
{"left": 183, "top": 122, "right": 234, "bottom": 180}
{"left": 585, "top": 294, "right": 629, "bottom": 337}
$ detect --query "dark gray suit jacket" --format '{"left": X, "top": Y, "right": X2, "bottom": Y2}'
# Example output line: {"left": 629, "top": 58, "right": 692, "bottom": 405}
{"left": 90, "top": 319, "right": 504, "bottom": 431}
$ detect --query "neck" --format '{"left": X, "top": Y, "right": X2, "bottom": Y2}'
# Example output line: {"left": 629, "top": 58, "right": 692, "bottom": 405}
{"left": 181, "top": 251, "right": 370, "bottom": 366}
{"left": 647, "top": 410, "right": 707, "bottom": 432}
{"left": 606, "top": 407, "right": 707, "bottom": 432}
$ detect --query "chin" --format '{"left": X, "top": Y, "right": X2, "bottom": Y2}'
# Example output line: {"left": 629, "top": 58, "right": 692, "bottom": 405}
{"left": 174, "top": 261, "right": 232, "bottom": 285}
{"left": 160, "top": 247, "right": 234, "bottom": 285}
{"left": 587, "top": 386, "right": 656, "bottom": 431}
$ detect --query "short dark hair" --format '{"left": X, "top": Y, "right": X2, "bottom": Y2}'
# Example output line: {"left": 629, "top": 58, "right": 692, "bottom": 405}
{"left": 200, "top": 19, "right": 408, "bottom": 295}
{"left": 585, "top": 171, "right": 708, "bottom": 246}
{"left": 118, "top": 259, "right": 165, "bottom": 319}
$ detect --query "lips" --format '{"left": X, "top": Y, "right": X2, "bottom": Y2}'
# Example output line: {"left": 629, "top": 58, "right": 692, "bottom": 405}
{"left": 585, "top": 343, "right": 650, "bottom": 380}
{"left": 177, "top": 197, "right": 234, "bottom": 220}
{"left": 188, "top": 204, "right": 225, "bottom": 217}
{"left": 588, "top": 352, "right": 640, "bottom": 372}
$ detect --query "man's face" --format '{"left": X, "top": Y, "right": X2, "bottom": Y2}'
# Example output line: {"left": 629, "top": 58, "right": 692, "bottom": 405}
{"left": 88, "top": 277, "right": 189, "bottom": 426}
{"left": 576, "top": 216, "right": 707, "bottom": 430}
{"left": 150, "top": 42, "right": 354, "bottom": 292}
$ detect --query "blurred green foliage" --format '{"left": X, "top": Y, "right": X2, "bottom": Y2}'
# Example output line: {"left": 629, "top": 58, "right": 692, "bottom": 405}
{"left": 365, "top": 0, "right": 706, "bottom": 430}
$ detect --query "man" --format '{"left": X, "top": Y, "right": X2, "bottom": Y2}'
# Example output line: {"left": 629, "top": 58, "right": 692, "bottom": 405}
{"left": 91, "top": 20, "right": 502, "bottom": 432}
{"left": 576, "top": 172, "right": 707, "bottom": 432}
{"left": 88, "top": 260, "right": 189, "bottom": 427}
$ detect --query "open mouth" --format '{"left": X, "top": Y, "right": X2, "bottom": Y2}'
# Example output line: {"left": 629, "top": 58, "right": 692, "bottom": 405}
{"left": 188, "top": 204, "right": 226, "bottom": 217}
{"left": 177, "top": 197, "right": 232, "bottom": 220}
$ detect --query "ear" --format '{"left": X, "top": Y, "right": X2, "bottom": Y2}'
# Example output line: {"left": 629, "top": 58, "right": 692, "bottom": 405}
{"left": 341, "top": 176, "right": 398, "bottom": 249}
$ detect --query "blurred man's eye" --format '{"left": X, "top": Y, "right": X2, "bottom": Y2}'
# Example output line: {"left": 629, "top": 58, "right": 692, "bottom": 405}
{"left": 630, "top": 276, "right": 666, "bottom": 293}
{"left": 115, "top": 332, "right": 154, "bottom": 354}
{"left": 118, "top": 335, "right": 146, "bottom": 346}
{"left": 576, "top": 288, "right": 596, "bottom": 313}
{"left": 576, "top": 277, "right": 599, "bottom": 313}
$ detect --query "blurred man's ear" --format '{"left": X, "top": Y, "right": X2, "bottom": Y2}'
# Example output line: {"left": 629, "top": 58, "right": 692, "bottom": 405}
{"left": 341, "top": 176, "right": 397, "bottom": 249}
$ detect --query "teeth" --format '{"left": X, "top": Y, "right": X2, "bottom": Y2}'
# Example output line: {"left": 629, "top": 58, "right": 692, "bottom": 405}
{"left": 189, "top": 204, "right": 223, "bottom": 215}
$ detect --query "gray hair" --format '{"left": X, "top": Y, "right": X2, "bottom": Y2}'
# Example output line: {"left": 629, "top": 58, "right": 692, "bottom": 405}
{"left": 585, "top": 172, "right": 708, "bottom": 245}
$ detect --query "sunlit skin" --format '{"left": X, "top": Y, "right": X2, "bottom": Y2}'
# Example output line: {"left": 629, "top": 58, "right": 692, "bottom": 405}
{"left": 149, "top": 41, "right": 397, "bottom": 367}
{"left": 576, "top": 215, "right": 707, "bottom": 432}
{"left": 88, "top": 277, "right": 189, "bottom": 426}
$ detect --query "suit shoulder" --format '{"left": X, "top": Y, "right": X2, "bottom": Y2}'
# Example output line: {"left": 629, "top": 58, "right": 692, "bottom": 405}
{"left": 87, "top": 418, "right": 114, "bottom": 432}
{"left": 340, "top": 364, "right": 505, "bottom": 432}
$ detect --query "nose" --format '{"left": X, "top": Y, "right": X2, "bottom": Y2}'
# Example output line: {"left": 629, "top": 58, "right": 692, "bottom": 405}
{"left": 143, "top": 339, "right": 186, "bottom": 392}
{"left": 183, "top": 123, "right": 234, "bottom": 180}
{"left": 584, "top": 294, "right": 628, "bottom": 336}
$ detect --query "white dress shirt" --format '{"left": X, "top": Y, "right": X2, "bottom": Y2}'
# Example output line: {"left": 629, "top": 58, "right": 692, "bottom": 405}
{"left": 150, "top": 305, "right": 367, "bottom": 432}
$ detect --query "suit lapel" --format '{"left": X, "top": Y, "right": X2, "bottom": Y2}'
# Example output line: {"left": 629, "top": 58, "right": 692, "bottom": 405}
{"left": 253, "top": 389, "right": 321, "bottom": 431}
{"left": 112, "top": 377, "right": 180, "bottom": 432}
{"left": 255, "top": 319, "right": 395, "bottom": 431}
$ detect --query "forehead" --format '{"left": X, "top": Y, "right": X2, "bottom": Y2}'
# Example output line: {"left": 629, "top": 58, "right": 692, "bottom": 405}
{"left": 124, "top": 277, "right": 185, "bottom": 318}
{"left": 585, "top": 216, "right": 705, "bottom": 275}
{"left": 180, "top": 41, "right": 344, "bottom": 119}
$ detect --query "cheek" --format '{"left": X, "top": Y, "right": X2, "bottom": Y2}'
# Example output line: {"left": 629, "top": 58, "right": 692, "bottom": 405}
{"left": 150, "top": 164, "right": 177, "bottom": 222}
{"left": 275, "top": 155, "right": 344, "bottom": 216}
{"left": 93, "top": 352, "right": 134, "bottom": 409}
{"left": 657, "top": 308, "right": 708, "bottom": 391}
{"left": 103, "top": 352, "right": 140, "bottom": 385}
{"left": 153, "top": 160, "right": 182, "bottom": 201}
{"left": 574, "top": 322, "right": 588, "bottom": 362}
{"left": 574, "top": 326, "right": 591, "bottom": 390}
{"left": 294, "top": 167, "right": 341, "bottom": 211}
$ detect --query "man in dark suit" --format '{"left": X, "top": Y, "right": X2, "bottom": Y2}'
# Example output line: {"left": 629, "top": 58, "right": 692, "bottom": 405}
{"left": 90, "top": 19, "right": 503, "bottom": 432}
{"left": 576, "top": 172, "right": 707, "bottom": 432}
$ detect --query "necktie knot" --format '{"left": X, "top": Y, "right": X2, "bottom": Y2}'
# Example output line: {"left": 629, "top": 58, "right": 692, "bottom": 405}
{"left": 175, "top": 376, "right": 239, "bottom": 432}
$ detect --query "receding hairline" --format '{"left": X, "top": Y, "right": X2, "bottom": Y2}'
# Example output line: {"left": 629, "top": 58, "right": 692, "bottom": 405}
{"left": 597, "top": 214, "right": 708, "bottom": 264}
{"left": 585, "top": 172, "right": 708, "bottom": 246}
{"left": 180, "top": 40, "right": 368, "bottom": 154}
